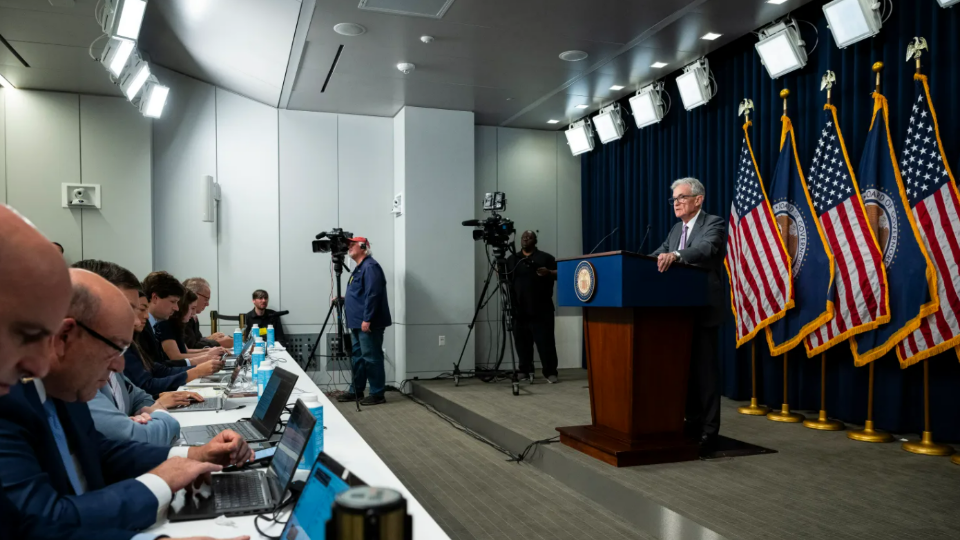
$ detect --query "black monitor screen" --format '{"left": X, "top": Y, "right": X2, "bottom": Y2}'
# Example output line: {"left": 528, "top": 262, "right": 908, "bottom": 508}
{"left": 270, "top": 399, "right": 314, "bottom": 490}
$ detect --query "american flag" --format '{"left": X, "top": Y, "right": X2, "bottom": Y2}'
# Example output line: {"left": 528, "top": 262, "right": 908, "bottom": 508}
{"left": 725, "top": 123, "right": 793, "bottom": 346}
{"left": 896, "top": 76, "right": 960, "bottom": 365}
{"left": 804, "top": 106, "right": 889, "bottom": 355}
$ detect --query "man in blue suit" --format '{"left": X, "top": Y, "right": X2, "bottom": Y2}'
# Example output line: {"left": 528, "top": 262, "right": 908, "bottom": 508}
{"left": 0, "top": 268, "right": 254, "bottom": 532}
{"left": 0, "top": 205, "right": 247, "bottom": 540}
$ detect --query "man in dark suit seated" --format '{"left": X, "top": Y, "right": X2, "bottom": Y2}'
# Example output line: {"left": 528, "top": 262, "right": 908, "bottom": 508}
{"left": 183, "top": 277, "right": 233, "bottom": 349}
{"left": 0, "top": 205, "right": 248, "bottom": 540}
{"left": 650, "top": 177, "right": 727, "bottom": 454}
{"left": 0, "top": 268, "right": 254, "bottom": 532}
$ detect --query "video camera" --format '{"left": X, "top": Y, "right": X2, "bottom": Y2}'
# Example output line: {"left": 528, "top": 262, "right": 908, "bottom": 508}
{"left": 462, "top": 192, "right": 515, "bottom": 247}
{"left": 312, "top": 228, "right": 354, "bottom": 256}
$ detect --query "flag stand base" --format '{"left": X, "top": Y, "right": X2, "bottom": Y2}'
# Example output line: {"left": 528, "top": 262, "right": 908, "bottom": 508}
{"left": 803, "top": 410, "right": 844, "bottom": 430}
{"left": 738, "top": 398, "right": 769, "bottom": 416}
{"left": 767, "top": 404, "right": 804, "bottom": 423}
{"left": 951, "top": 454, "right": 960, "bottom": 465}
{"left": 902, "top": 431, "right": 954, "bottom": 456}
{"left": 848, "top": 421, "right": 894, "bottom": 443}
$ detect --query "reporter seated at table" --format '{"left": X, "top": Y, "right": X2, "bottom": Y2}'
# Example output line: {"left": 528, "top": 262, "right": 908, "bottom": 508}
{"left": 127, "top": 291, "right": 222, "bottom": 396}
{"left": 143, "top": 271, "right": 220, "bottom": 368}
{"left": 88, "top": 370, "right": 187, "bottom": 446}
{"left": 156, "top": 289, "right": 225, "bottom": 365}
{"left": 183, "top": 277, "right": 233, "bottom": 349}
{"left": 0, "top": 269, "right": 254, "bottom": 531}
{"left": 244, "top": 289, "right": 287, "bottom": 346}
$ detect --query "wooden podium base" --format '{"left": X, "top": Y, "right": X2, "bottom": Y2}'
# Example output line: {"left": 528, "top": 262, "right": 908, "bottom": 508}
{"left": 556, "top": 425, "right": 699, "bottom": 467}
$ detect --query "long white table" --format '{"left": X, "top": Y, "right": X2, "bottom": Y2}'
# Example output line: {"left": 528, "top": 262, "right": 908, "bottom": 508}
{"left": 149, "top": 351, "right": 449, "bottom": 539}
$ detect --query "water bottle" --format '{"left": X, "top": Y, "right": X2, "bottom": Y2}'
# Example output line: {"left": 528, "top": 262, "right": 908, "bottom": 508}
{"left": 232, "top": 328, "right": 242, "bottom": 356}
{"left": 250, "top": 324, "right": 259, "bottom": 344}
{"left": 257, "top": 358, "right": 274, "bottom": 398}
{"left": 252, "top": 341, "right": 263, "bottom": 378}
{"left": 267, "top": 324, "right": 275, "bottom": 349}
{"left": 298, "top": 394, "right": 324, "bottom": 470}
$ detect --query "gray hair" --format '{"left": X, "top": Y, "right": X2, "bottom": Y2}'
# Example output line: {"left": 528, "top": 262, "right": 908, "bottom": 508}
{"left": 670, "top": 177, "right": 705, "bottom": 197}
{"left": 183, "top": 277, "right": 211, "bottom": 293}
{"left": 68, "top": 283, "right": 100, "bottom": 323}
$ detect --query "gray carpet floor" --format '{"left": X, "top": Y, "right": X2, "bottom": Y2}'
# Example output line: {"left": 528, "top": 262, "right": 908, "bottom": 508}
{"left": 418, "top": 369, "right": 960, "bottom": 540}
{"left": 330, "top": 388, "right": 650, "bottom": 540}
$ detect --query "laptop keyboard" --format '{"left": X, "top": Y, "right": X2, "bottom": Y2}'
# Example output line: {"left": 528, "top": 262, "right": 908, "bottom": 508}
{"left": 206, "top": 422, "right": 261, "bottom": 440}
{"left": 213, "top": 472, "right": 266, "bottom": 510}
{"left": 184, "top": 398, "right": 221, "bottom": 411}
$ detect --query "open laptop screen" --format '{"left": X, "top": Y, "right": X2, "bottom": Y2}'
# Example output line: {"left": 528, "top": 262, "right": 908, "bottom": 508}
{"left": 280, "top": 453, "right": 367, "bottom": 540}
{"left": 249, "top": 367, "right": 298, "bottom": 435}
{"left": 270, "top": 399, "right": 314, "bottom": 493}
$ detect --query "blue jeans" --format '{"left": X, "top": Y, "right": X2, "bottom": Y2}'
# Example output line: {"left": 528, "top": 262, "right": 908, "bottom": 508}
{"left": 349, "top": 328, "right": 385, "bottom": 397}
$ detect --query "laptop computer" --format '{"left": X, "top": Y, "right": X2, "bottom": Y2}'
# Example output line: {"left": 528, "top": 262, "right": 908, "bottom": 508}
{"left": 169, "top": 398, "right": 316, "bottom": 522}
{"left": 279, "top": 453, "right": 367, "bottom": 540}
{"left": 179, "top": 366, "right": 298, "bottom": 445}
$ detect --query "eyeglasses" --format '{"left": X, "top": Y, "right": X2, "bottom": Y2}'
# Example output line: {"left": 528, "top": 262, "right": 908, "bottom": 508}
{"left": 196, "top": 292, "right": 210, "bottom": 300}
{"left": 668, "top": 194, "right": 698, "bottom": 205}
{"left": 75, "top": 320, "right": 129, "bottom": 357}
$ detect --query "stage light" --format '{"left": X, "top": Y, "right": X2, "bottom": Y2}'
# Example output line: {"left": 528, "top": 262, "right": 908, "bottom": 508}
{"left": 755, "top": 19, "right": 808, "bottom": 79}
{"left": 99, "top": 37, "right": 135, "bottom": 77}
{"left": 938, "top": 0, "right": 960, "bottom": 7}
{"left": 119, "top": 55, "right": 150, "bottom": 100}
{"left": 99, "top": 0, "right": 148, "bottom": 40}
{"left": 139, "top": 79, "right": 169, "bottom": 118}
{"left": 822, "top": 0, "right": 881, "bottom": 48}
{"left": 675, "top": 58, "right": 714, "bottom": 110}
{"left": 628, "top": 83, "right": 667, "bottom": 128}
{"left": 0, "top": 72, "right": 14, "bottom": 89}
{"left": 591, "top": 104, "right": 625, "bottom": 144}
{"left": 565, "top": 120, "right": 595, "bottom": 156}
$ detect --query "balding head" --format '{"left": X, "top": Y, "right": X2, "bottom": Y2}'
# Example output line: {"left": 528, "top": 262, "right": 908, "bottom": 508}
{"left": 0, "top": 205, "right": 72, "bottom": 395}
{"left": 45, "top": 269, "right": 134, "bottom": 402}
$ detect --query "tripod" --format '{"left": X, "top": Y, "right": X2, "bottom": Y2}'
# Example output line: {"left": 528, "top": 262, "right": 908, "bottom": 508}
{"left": 305, "top": 253, "right": 361, "bottom": 410}
{"left": 453, "top": 244, "right": 521, "bottom": 396}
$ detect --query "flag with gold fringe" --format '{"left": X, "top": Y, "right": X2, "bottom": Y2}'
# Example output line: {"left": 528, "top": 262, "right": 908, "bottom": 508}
{"left": 765, "top": 115, "right": 835, "bottom": 356}
{"left": 851, "top": 92, "right": 939, "bottom": 366}
{"left": 896, "top": 75, "right": 960, "bottom": 366}
{"left": 803, "top": 105, "right": 890, "bottom": 356}
{"left": 725, "top": 121, "right": 793, "bottom": 347}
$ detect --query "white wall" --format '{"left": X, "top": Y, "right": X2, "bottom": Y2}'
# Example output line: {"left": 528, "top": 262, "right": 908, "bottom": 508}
{"left": 3, "top": 90, "right": 151, "bottom": 268}
{"left": 473, "top": 127, "right": 582, "bottom": 371}
{"left": 0, "top": 89, "right": 6, "bottom": 204}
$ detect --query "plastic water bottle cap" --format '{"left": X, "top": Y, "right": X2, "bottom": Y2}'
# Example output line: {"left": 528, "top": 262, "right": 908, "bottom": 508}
{"left": 301, "top": 393, "right": 319, "bottom": 404}
{"left": 268, "top": 324, "right": 274, "bottom": 329}
{"left": 235, "top": 328, "right": 242, "bottom": 333}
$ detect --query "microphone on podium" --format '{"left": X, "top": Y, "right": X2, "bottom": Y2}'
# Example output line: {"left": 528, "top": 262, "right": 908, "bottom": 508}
{"left": 588, "top": 227, "right": 619, "bottom": 254}
{"left": 634, "top": 224, "right": 652, "bottom": 254}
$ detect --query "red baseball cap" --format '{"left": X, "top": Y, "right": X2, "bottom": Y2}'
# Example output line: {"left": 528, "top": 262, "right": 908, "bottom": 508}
{"left": 348, "top": 237, "right": 369, "bottom": 246}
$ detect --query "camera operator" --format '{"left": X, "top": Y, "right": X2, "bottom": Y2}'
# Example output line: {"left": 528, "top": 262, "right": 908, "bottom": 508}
{"left": 506, "top": 230, "right": 559, "bottom": 383}
{"left": 337, "top": 237, "right": 392, "bottom": 406}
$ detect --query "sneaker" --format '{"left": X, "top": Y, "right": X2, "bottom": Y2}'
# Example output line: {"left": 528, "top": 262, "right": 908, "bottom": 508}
{"left": 547, "top": 375, "right": 558, "bottom": 384}
{"left": 527, "top": 373, "right": 535, "bottom": 384}
{"left": 360, "top": 394, "right": 386, "bottom": 406}
{"left": 337, "top": 392, "right": 363, "bottom": 403}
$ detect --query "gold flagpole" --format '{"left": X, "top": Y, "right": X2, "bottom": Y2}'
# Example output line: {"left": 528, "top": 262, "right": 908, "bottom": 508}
{"left": 803, "top": 353, "right": 844, "bottom": 430}
{"left": 847, "top": 62, "right": 893, "bottom": 444}
{"left": 738, "top": 339, "right": 769, "bottom": 415}
{"left": 767, "top": 351, "right": 804, "bottom": 422}
{"left": 902, "top": 360, "right": 954, "bottom": 455}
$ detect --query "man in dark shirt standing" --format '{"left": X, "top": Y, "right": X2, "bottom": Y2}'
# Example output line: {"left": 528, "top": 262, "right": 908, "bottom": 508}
{"left": 507, "top": 230, "right": 559, "bottom": 383}
{"left": 338, "top": 237, "right": 392, "bottom": 406}
{"left": 244, "top": 290, "right": 287, "bottom": 346}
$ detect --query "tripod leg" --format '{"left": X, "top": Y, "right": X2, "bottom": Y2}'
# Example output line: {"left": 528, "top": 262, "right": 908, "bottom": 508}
{"left": 306, "top": 301, "right": 337, "bottom": 370}
{"left": 455, "top": 262, "right": 496, "bottom": 382}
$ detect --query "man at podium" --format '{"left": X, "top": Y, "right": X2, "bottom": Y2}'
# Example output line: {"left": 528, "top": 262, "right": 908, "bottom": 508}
{"left": 650, "top": 177, "right": 726, "bottom": 452}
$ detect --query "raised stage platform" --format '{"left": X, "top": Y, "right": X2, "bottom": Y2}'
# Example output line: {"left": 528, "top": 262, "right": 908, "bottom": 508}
{"left": 412, "top": 369, "right": 960, "bottom": 540}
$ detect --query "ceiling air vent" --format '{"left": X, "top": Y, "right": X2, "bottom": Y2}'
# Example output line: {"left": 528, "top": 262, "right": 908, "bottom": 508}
{"left": 358, "top": 0, "right": 455, "bottom": 19}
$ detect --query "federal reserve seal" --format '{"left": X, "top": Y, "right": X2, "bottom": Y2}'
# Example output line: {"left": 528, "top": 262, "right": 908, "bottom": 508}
{"left": 772, "top": 201, "right": 808, "bottom": 277}
{"left": 574, "top": 261, "right": 596, "bottom": 302}
{"left": 862, "top": 188, "right": 899, "bottom": 268}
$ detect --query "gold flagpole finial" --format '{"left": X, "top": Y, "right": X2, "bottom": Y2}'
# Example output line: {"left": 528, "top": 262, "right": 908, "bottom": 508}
{"left": 872, "top": 61, "right": 883, "bottom": 93}
{"left": 780, "top": 89, "right": 789, "bottom": 115}
{"left": 739, "top": 98, "right": 755, "bottom": 123}
{"left": 906, "top": 37, "right": 928, "bottom": 74}
{"left": 821, "top": 70, "right": 837, "bottom": 104}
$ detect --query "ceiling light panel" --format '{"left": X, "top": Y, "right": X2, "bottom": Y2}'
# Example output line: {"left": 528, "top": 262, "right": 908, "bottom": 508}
{"left": 702, "top": 32, "right": 722, "bottom": 40}
{"left": 547, "top": 119, "right": 560, "bottom": 124}
{"left": 822, "top": 0, "right": 882, "bottom": 48}
{"left": 575, "top": 104, "right": 589, "bottom": 109}
{"left": 652, "top": 62, "right": 668, "bottom": 68}
{"left": 755, "top": 21, "right": 808, "bottom": 78}
{"left": 610, "top": 85, "right": 625, "bottom": 91}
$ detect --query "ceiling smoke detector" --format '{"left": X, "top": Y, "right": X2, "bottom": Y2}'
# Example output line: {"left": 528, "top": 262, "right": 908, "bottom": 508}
{"left": 559, "top": 50, "right": 589, "bottom": 62}
{"left": 420, "top": 35, "right": 435, "bottom": 44}
{"left": 334, "top": 22, "right": 367, "bottom": 36}
{"left": 397, "top": 62, "right": 416, "bottom": 74}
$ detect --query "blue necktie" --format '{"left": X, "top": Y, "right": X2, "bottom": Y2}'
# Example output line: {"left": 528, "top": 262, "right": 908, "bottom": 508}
{"left": 42, "top": 400, "right": 85, "bottom": 495}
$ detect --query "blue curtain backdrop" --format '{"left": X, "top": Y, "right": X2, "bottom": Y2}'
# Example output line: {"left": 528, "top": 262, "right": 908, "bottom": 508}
{"left": 580, "top": 1, "right": 960, "bottom": 441}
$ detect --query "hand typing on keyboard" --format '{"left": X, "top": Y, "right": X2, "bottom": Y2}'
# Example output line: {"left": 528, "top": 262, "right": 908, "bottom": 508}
{"left": 186, "top": 429, "right": 256, "bottom": 467}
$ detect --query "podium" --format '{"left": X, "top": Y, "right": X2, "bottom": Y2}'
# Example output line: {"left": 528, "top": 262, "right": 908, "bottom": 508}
{"left": 556, "top": 251, "right": 709, "bottom": 467}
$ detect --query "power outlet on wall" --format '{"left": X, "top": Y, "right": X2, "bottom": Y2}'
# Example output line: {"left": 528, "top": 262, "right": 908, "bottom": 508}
{"left": 438, "top": 335, "right": 445, "bottom": 346}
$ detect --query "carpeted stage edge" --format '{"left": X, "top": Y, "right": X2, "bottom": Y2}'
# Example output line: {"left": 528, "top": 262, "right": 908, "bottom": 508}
{"left": 411, "top": 369, "right": 960, "bottom": 540}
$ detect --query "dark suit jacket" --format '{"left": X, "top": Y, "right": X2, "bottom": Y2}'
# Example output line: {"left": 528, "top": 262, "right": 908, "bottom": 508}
{"left": 141, "top": 318, "right": 188, "bottom": 368}
{"left": 651, "top": 210, "right": 727, "bottom": 327}
{"left": 0, "top": 486, "right": 135, "bottom": 540}
{"left": 186, "top": 316, "right": 220, "bottom": 349}
{"left": 123, "top": 346, "right": 189, "bottom": 397}
{"left": 0, "top": 382, "right": 170, "bottom": 531}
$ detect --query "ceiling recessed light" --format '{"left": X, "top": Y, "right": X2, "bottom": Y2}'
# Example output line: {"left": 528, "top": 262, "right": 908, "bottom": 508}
{"left": 651, "top": 62, "right": 668, "bottom": 68}
{"left": 334, "top": 22, "right": 367, "bottom": 36}
{"left": 702, "top": 32, "right": 722, "bottom": 40}
{"left": 609, "top": 85, "right": 625, "bottom": 91}
{"left": 575, "top": 104, "right": 589, "bottom": 109}
{"left": 559, "top": 50, "right": 589, "bottom": 62}
{"left": 767, "top": 0, "right": 788, "bottom": 4}
{"left": 547, "top": 119, "right": 560, "bottom": 124}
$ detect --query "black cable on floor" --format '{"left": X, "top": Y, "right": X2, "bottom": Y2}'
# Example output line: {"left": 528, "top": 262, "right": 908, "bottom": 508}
{"left": 509, "top": 436, "right": 560, "bottom": 464}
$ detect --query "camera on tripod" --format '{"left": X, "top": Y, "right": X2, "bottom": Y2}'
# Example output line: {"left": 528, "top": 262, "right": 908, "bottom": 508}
{"left": 312, "top": 228, "right": 354, "bottom": 256}
{"left": 462, "top": 192, "right": 515, "bottom": 257}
